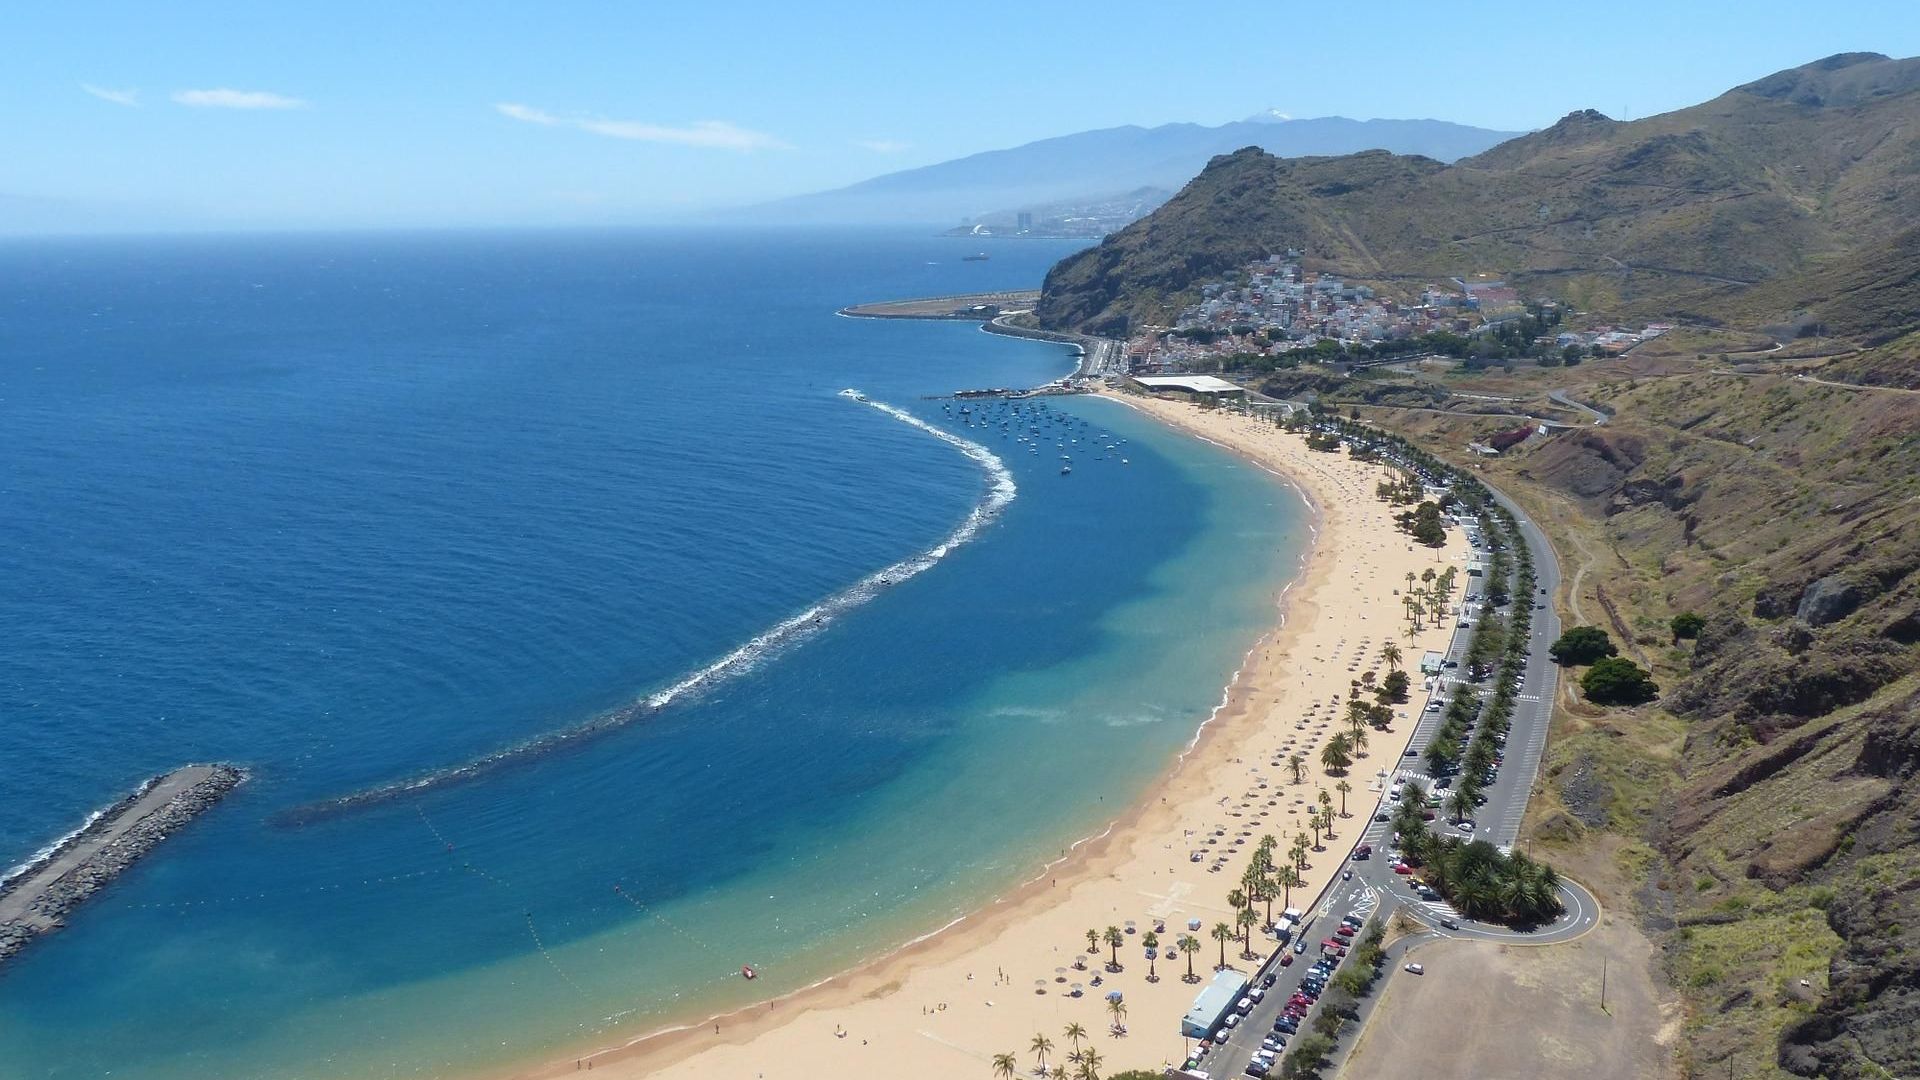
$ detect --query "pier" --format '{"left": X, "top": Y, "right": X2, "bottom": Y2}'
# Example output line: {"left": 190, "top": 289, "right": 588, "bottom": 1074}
{"left": 836, "top": 290, "right": 1040, "bottom": 320}
{"left": 0, "top": 764, "right": 244, "bottom": 966}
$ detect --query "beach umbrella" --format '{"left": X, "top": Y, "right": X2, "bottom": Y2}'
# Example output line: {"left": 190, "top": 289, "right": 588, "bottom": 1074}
{"left": 1106, "top": 990, "right": 1124, "bottom": 1002}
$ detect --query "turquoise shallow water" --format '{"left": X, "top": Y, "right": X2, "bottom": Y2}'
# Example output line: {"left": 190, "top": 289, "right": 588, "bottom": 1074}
{"left": 0, "top": 228, "right": 1305, "bottom": 1078}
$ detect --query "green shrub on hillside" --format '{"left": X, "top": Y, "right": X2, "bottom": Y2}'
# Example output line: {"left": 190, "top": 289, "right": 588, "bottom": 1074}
{"left": 1583, "top": 656, "right": 1660, "bottom": 705}
{"left": 1550, "top": 625, "right": 1617, "bottom": 666}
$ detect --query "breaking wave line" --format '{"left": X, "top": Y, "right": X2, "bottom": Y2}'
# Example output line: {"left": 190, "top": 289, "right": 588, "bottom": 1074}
{"left": 276, "top": 390, "right": 1015, "bottom": 827}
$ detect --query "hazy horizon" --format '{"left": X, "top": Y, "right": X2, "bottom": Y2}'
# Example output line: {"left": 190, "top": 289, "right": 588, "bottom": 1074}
{"left": 5, "top": 1, "right": 1920, "bottom": 233}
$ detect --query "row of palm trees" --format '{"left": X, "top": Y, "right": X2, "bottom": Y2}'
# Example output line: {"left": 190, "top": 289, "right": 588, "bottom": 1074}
{"left": 993, "top": 1017, "right": 1122, "bottom": 1079}
{"left": 1400, "top": 565, "right": 1460, "bottom": 643}
{"left": 1390, "top": 780, "right": 1562, "bottom": 924}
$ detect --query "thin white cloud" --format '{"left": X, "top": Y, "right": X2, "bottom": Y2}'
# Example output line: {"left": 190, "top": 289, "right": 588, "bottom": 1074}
{"left": 172, "top": 88, "right": 307, "bottom": 110}
{"left": 495, "top": 102, "right": 787, "bottom": 152}
{"left": 81, "top": 83, "right": 141, "bottom": 107}
{"left": 856, "top": 138, "right": 911, "bottom": 154}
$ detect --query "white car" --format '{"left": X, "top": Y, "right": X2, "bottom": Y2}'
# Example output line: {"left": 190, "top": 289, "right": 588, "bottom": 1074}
{"left": 1405, "top": 962, "right": 1425, "bottom": 975}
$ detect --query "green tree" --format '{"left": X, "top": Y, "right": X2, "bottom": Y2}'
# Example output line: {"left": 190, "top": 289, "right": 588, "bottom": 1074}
{"left": 1177, "top": 933, "right": 1202, "bottom": 982}
{"left": 1287, "top": 753, "right": 1307, "bottom": 784}
{"left": 1582, "top": 656, "right": 1659, "bottom": 704}
{"left": 1237, "top": 906, "right": 1259, "bottom": 956}
{"left": 1380, "top": 668, "right": 1411, "bottom": 703}
{"left": 1335, "top": 779, "right": 1352, "bottom": 817}
{"left": 1085, "top": 928, "right": 1099, "bottom": 956}
{"left": 1031, "top": 1033, "right": 1054, "bottom": 1073}
{"left": 1670, "top": 611, "right": 1705, "bottom": 640}
{"left": 1141, "top": 931, "right": 1160, "bottom": 981}
{"left": 1381, "top": 641, "right": 1403, "bottom": 671}
{"left": 1210, "top": 921, "right": 1234, "bottom": 969}
{"left": 1281, "top": 1032, "right": 1335, "bottom": 1077}
{"left": 1319, "top": 732, "right": 1352, "bottom": 774}
{"left": 1549, "top": 625, "right": 1616, "bottom": 666}
{"left": 1103, "top": 925, "right": 1124, "bottom": 971}
{"left": 1062, "top": 1022, "right": 1087, "bottom": 1057}
{"left": 992, "top": 1051, "right": 1018, "bottom": 1080}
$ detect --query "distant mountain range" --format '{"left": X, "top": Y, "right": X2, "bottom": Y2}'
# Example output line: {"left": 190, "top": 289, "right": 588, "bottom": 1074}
{"left": 1037, "top": 52, "right": 1920, "bottom": 342}
{"left": 746, "top": 116, "right": 1525, "bottom": 226}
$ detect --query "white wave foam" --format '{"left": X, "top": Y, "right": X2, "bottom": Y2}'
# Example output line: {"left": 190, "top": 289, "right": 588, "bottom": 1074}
{"left": 287, "top": 391, "right": 1016, "bottom": 823}
{"left": 0, "top": 775, "right": 159, "bottom": 889}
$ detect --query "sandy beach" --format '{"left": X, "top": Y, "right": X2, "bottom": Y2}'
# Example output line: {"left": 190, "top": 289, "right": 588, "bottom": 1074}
{"left": 501, "top": 393, "right": 1467, "bottom": 1080}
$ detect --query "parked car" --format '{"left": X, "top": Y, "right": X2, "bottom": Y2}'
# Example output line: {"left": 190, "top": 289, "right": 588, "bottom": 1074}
{"left": 1405, "top": 962, "right": 1425, "bottom": 974}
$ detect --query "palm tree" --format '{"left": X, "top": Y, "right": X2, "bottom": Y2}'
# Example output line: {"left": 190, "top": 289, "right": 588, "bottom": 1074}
{"left": 1278, "top": 864, "right": 1302, "bottom": 909}
{"left": 1291, "top": 833, "right": 1311, "bottom": 871}
{"left": 1079, "top": 1048, "right": 1104, "bottom": 1079}
{"left": 1062, "top": 1022, "right": 1087, "bottom": 1058}
{"left": 1320, "top": 732, "right": 1352, "bottom": 774}
{"left": 1031, "top": 1033, "right": 1054, "bottom": 1073}
{"left": 1142, "top": 931, "right": 1161, "bottom": 981}
{"left": 1382, "top": 641, "right": 1403, "bottom": 672}
{"left": 1348, "top": 724, "right": 1369, "bottom": 758}
{"left": 992, "top": 1051, "right": 1018, "bottom": 1080}
{"left": 1227, "top": 887, "right": 1246, "bottom": 918}
{"left": 1103, "top": 925, "right": 1123, "bottom": 971}
{"left": 1236, "top": 906, "right": 1258, "bottom": 957}
{"left": 1211, "top": 921, "right": 1233, "bottom": 970}
{"left": 1258, "top": 870, "right": 1277, "bottom": 925}
{"left": 1177, "top": 934, "right": 1201, "bottom": 982}
{"left": 1050, "top": 1067, "right": 1069, "bottom": 1080}
{"left": 1320, "top": 806, "right": 1337, "bottom": 843}
{"left": 1286, "top": 753, "right": 1306, "bottom": 784}
{"left": 1106, "top": 997, "right": 1127, "bottom": 1030}
{"left": 1085, "top": 928, "right": 1099, "bottom": 957}
{"left": 1447, "top": 787, "right": 1475, "bottom": 824}
{"left": 1335, "top": 779, "right": 1352, "bottom": 817}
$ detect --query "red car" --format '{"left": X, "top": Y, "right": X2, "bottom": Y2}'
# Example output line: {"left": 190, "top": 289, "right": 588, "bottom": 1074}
{"left": 1334, "top": 925, "right": 1356, "bottom": 938}
{"left": 1393, "top": 863, "right": 1413, "bottom": 875}
{"left": 1279, "top": 952, "right": 1294, "bottom": 966}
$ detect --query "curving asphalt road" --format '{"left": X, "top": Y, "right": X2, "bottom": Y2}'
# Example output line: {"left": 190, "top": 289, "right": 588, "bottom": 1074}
{"left": 1547, "top": 388, "right": 1609, "bottom": 426}
{"left": 1192, "top": 448, "right": 1597, "bottom": 1080}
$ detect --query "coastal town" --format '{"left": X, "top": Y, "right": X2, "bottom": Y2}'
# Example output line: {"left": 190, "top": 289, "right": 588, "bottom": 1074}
{"left": 1123, "top": 254, "right": 1670, "bottom": 375}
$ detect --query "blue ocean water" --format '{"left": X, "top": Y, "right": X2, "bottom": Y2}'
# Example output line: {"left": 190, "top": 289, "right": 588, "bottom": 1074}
{"left": 0, "top": 229, "right": 1306, "bottom": 1078}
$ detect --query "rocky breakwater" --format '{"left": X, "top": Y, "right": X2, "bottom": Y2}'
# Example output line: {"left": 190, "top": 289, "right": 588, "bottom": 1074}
{"left": 0, "top": 763, "right": 245, "bottom": 967}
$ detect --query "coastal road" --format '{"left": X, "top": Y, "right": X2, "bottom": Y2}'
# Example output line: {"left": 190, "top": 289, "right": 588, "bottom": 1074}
{"left": 1196, "top": 459, "right": 1594, "bottom": 1080}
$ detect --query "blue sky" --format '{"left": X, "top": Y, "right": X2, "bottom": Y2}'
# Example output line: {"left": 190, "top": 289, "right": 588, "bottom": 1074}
{"left": 5, "top": 0, "right": 1919, "bottom": 231}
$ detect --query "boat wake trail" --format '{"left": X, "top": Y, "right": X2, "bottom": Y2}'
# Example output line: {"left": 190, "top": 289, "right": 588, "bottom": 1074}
{"left": 276, "top": 391, "right": 1015, "bottom": 828}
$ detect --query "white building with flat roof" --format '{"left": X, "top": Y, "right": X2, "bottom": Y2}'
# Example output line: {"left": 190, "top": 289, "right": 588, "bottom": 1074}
{"left": 1133, "top": 374, "right": 1245, "bottom": 398}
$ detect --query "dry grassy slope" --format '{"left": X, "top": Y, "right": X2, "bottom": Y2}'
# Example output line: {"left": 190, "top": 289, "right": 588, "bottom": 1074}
{"left": 1037, "top": 52, "right": 1920, "bottom": 339}
{"left": 1356, "top": 368, "right": 1920, "bottom": 1078}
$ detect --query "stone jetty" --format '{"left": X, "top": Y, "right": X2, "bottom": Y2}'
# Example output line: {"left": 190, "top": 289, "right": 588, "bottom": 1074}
{"left": 0, "top": 763, "right": 244, "bottom": 967}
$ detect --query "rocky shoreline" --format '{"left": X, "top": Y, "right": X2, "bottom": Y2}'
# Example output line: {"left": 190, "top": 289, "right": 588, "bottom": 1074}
{"left": 0, "top": 763, "right": 245, "bottom": 967}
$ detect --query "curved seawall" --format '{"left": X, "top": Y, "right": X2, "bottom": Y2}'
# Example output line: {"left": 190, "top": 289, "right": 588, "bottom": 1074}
{"left": 278, "top": 392, "right": 1016, "bottom": 827}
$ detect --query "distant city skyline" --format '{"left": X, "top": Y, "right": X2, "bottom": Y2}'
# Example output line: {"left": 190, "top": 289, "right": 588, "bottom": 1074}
{"left": 5, "top": 0, "right": 1920, "bottom": 232}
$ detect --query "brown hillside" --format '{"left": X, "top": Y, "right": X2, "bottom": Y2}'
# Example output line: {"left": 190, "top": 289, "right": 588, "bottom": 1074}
{"left": 1037, "top": 52, "right": 1920, "bottom": 346}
